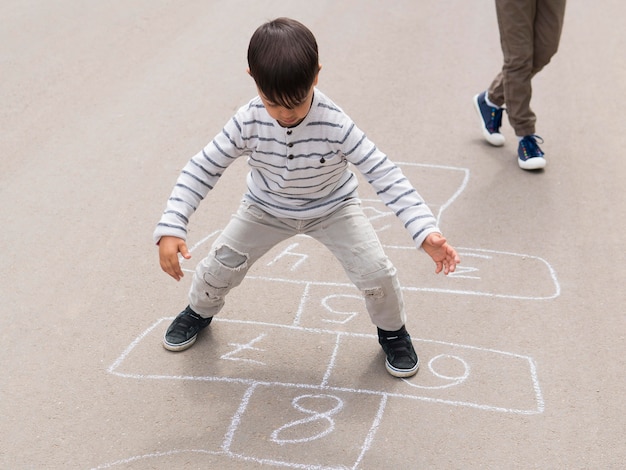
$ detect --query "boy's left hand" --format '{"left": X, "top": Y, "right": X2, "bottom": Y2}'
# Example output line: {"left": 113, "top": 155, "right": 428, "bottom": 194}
{"left": 422, "top": 232, "right": 460, "bottom": 275}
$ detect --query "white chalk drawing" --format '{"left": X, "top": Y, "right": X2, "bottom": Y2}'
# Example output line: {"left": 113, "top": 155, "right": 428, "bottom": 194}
{"left": 96, "top": 163, "right": 558, "bottom": 469}
{"left": 108, "top": 318, "right": 545, "bottom": 415}
{"left": 101, "top": 317, "right": 544, "bottom": 469}
{"left": 402, "top": 354, "right": 470, "bottom": 389}
{"left": 267, "top": 243, "right": 310, "bottom": 271}
{"left": 270, "top": 394, "right": 344, "bottom": 445}
{"left": 221, "top": 333, "right": 268, "bottom": 365}
{"left": 320, "top": 294, "right": 361, "bottom": 324}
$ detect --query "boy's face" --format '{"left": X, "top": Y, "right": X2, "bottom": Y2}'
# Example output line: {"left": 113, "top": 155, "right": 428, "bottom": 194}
{"left": 255, "top": 73, "right": 319, "bottom": 128}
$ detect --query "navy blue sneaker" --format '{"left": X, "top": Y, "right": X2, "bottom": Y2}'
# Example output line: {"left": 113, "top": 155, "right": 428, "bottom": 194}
{"left": 518, "top": 135, "right": 546, "bottom": 170}
{"left": 473, "top": 91, "right": 505, "bottom": 146}
{"left": 163, "top": 306, "right": 212, "bottom": 351}
{"left": 378, "top": 326, "right": 419, "bottom": 378}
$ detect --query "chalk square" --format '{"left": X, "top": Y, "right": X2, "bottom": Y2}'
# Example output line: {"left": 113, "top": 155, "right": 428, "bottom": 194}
{"left": 290, "top": 283, "right": 378, "bottom": 333}
{"left": 225, "top": 384, "right": 384, "bottom": 469}
{"left": 222, "top": 276, "right": 312, "bottom": 326}
{"left": 218, "top": 276, "right": 377, "bottom": 333}
{"left": 110, "top": 319, "right": 338, "bottom": 386}
{"left": 247, "top": 234, "right": 354, "bottom": 284}
{"left": 384, "top": 245, "right": 560, "bottom": 300}
{"left": 327, "top": 335, "right": 544, "bottom": 414}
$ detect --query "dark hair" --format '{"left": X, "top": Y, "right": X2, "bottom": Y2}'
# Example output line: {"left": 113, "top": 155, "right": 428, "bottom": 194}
{"left": 247, "top": 18, "right": 319, "bottom": 109}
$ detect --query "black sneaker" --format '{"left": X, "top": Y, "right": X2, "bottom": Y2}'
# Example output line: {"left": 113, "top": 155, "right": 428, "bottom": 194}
{"left": 378, "top": 326, "right": 419, "bottom": 378}
{"left": 163, "top": 306, "right": 212, "bottom": 352}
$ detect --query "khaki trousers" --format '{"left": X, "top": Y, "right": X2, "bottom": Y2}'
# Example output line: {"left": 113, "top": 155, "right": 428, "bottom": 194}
{"left": 189, "top": 199, "right": 407, "bottom": 332}
{"left": 488, "top": 0, "right": 566, "bottom": 136}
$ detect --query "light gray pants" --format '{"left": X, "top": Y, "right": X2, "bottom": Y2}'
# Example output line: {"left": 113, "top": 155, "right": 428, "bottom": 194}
{"left": 189, "top": 199, "right": 406, "bottom": 331}
{"left": 488, "top": 0, "right": 567, "bottom": 136}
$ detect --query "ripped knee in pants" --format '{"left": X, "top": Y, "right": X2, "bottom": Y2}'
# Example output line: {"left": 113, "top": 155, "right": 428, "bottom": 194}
{"left": 214, "top": 244, "right": 248, "bottom": 270}
{"left": 363, "top": 286, "right": 385, "bottom": 300}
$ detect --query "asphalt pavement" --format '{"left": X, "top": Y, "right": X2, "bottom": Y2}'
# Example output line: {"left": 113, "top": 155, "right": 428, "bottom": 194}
{"left": 1, "top": 1, "right": 625, "bottom": 468}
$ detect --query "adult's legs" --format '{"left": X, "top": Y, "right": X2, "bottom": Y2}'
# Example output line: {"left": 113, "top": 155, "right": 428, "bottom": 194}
{"left": 488, "top": 0, "right": 537, "bottom": 136}
{"left": 488, "top": 0, "right": 566, "bottom": 136}
{"left": 533, "top": 0, "right": 566, "bottom": 72}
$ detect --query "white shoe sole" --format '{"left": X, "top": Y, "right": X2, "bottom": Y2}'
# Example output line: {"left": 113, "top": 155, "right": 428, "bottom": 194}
{"left": 385, "top": 359, "right": 420, "bottom": 378}
{"left": 518, "top": 156, "right": 547, "bottom": 170}
{"left": 473, "top": 94, "right": 505, "bottom": 147}
{"left": 163, "top": 334, "right": 197, "bottom": 352}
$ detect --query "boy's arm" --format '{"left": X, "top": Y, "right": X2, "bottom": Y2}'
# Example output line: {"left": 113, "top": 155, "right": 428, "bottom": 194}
{"left": 421, "top": 232, "right": 460, "bottom": 275}
{"left": 153, "top": 113, "right": 247, "bottom": 244}
{"left": 332, "top": 110, "right": 459, "bottom": 272}
{"left": 340, "top": 121, "right": 439, "bottom": 250}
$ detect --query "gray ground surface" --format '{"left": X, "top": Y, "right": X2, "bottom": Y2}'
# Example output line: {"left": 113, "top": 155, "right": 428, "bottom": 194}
{"left": 1, "top": 1, "right": 625, "bottom": 468}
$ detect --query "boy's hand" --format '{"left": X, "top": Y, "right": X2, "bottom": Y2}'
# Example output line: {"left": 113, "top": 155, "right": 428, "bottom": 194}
{"left": 158, "top": 236, "right": 191, "bottom": 281}
{"left": 422, "top": 232, "right": 460, "bottom": 275}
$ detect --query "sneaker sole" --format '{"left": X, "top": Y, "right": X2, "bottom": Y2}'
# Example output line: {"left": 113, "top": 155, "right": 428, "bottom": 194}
{"left": 473, "top": 94, "right": 505, "bottom": 147}
{"left": 518, "top": 156, "right": 547, "bottom": 170}
{"left": 385, "top": 359, "right": 419, "bottom": 378}
{"left": 163, "top": 334, "right": 197, "bottom": 352}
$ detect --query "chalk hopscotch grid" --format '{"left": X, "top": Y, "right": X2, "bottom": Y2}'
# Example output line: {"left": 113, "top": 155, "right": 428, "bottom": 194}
{"left": 107, "top": 317, "right": 544, "bottom": 416}
{"left": 101, "top": 318, "right": 543, "bottom": 469}
{"left": 106, "top": 327, "right": 543, "bottom": 469}
{"left": 96, "top": 163, "right": 551, "bottom": 469}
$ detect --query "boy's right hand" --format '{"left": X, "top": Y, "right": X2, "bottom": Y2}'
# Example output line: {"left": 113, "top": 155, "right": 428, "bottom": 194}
{"left": 158, "top": 236, "right": 191, "bottom": 281}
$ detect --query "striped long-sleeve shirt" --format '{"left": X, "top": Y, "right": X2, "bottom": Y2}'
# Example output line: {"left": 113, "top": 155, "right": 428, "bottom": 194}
{"left": 154, "top": 89, "right": 439, "bottom": 249}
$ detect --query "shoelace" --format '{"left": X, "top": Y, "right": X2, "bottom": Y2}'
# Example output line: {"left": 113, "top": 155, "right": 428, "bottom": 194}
{"left": 520, "top": 135, "right": 545, "bottom": 157}
{"left": 488, "top": 106, "right": 504, "bottom": 133}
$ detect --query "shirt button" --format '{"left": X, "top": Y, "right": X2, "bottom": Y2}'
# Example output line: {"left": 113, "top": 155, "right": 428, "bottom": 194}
{"left": 288, "top": 142, "right": 294, "bottom": 148}
{"left": 287, "top": 130, "right": 293, "bottom": 135}
{"left": 288, "top": 154, "right": 294, "bottom": 159}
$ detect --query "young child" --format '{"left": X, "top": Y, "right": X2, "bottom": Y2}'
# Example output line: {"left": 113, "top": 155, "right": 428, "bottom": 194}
{"left": 154, "top": 17, "right": 460, "bottom": 378}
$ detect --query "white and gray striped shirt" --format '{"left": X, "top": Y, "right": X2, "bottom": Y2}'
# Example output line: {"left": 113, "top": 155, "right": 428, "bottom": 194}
{"left": 154, "top": 89, "right": 439, "bottom": 249}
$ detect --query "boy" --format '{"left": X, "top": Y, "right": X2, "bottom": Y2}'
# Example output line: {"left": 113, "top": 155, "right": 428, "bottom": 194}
{"left": 154, "top": 18, "right": 460, "bottom": 378}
